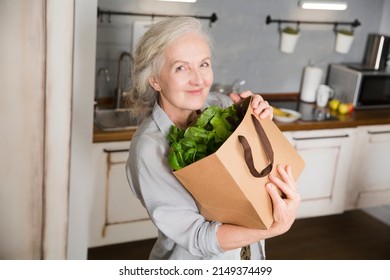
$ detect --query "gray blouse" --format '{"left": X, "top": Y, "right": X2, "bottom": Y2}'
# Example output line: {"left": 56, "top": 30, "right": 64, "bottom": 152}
{"left": 126, "top": 92, "right": 266, "bottom": 260}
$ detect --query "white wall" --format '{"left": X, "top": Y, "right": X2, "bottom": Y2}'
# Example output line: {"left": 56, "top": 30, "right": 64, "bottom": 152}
{"left": 379, "top": 0, "right": 390, "bottom": 34}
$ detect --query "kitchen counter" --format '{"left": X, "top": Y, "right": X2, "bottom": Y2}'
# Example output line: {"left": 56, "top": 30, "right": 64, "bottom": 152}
{"left": 93, "top": 126, "right": 136, "bottom": 143}
{"left": 273, "top": 104, "right": 390, "bottom": 131}
{"left": 93, "top": 93, "right": 390, "bottom": 143}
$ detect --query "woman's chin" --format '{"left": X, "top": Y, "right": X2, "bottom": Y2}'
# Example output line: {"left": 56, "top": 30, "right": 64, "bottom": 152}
{"left": 188, "top": 94, "right": 208, "bottom": 108}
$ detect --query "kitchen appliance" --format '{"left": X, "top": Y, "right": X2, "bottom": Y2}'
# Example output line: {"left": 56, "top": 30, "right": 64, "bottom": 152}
{"left": 327, "top": 63, "right": 390, "bottom": 109}
{"left": 361, "top": 33, "right": 390, "bottom": 70}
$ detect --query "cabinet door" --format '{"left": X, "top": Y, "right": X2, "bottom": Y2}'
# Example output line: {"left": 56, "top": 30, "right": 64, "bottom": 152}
{"left": 89, "top": 142, "right": 157, "bottom": 247}
{"left": 347, "top": 125, "right": 390, "bottom": 209}
{"left": 285, "top": 129, "right": 356, "bottom": 219}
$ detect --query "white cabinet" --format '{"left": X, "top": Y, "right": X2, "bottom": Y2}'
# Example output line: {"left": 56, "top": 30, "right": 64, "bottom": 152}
{"left": 284, "top": 128, "right": 356, "bottom": 219}
{"left": 346, "top": 125, "right": 390, "bottom": 209}
{"left": 89, "top": 141, "right": 157, "bottom": 248}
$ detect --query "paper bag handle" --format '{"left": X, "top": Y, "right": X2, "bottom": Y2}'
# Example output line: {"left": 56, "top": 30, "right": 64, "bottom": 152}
{"left": 238, "top": 114, "right": 274, "bottom": 178}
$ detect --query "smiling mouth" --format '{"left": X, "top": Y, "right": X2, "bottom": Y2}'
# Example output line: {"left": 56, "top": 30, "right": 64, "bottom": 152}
{"left": 187, "top": 89, "right": 203, "bottom": 95}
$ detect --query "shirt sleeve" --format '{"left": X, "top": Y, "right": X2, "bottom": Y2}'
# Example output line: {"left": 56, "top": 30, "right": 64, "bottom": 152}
{"left": 126, "top": 132, "right": 225, "bottom": 258}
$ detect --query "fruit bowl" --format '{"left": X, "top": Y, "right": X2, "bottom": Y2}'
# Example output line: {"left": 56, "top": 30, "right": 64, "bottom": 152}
{"left": 273, "top": 108, "right": 301, "bottom": 123}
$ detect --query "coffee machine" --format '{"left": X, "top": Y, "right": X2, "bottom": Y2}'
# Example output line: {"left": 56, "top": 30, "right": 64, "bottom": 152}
{"left": 348, "top": 33, "right": 390, "bottom": 71}
{"left": 362, "top": 33, "right": 390, "bottom": 70}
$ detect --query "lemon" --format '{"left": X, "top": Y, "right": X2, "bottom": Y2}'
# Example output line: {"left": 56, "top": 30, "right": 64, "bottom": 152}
{"left": 329, "top": 99, "right": 340, "bottom": 111}
{"left": 272, "top": 106, "right": 292, "bottom": 117}
{"left": 338, "top": 103, "right": 350, "bottom": 114}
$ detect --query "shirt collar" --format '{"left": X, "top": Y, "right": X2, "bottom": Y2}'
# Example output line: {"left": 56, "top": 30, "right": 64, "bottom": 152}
{"left": 151, "top": 101, "right": 174, "bottom": 138}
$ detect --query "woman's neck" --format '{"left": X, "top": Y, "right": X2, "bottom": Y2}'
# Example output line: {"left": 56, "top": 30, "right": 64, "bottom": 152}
{"left": 158, "top": 98, "right": 195, "bottom": 129}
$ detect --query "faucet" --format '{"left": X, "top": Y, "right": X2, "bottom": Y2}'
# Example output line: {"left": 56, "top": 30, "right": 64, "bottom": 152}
{"left": 115, "top": 52, "right": 132, "bottom": 109}
{"left": 231, "top": 79, "right": 246, "bottom": 93}
{"left": 97, "top": 67, "right": 110, "bottom": 82}
{"left": 95, "top": 67, "right": 110, "bottom": 109}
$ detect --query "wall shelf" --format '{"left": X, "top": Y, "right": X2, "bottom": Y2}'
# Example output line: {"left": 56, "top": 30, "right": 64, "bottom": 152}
{"left": 266, "top": 15, "right": 361, "bottom": 30}
{"left": 97, "top": 8, "right": 218, "bottom": 26}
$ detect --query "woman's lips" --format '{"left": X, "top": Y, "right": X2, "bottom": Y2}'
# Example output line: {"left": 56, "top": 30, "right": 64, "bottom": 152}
{"left": 187, "top": 89, "right": 203, "bottom": 95}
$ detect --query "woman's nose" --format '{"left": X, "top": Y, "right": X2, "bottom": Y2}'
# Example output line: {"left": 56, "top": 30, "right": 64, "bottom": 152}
{"left": 189, "top": 69, "right": 204, "bottom": 86}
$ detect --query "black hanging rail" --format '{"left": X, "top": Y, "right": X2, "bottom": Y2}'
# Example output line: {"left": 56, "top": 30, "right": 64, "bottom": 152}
{"left": 97, "top": 8, "right": 218, "bottom": 26}
{"left": 266, "top": 15, "right": 361, "bottom": 29}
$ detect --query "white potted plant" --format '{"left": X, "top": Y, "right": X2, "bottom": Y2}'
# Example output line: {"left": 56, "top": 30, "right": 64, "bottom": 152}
{"left": 280, "top": 26, "right": 300, "bottom": 53}
{"left": 335, "top": 29, "right": 354, "bottom": 54}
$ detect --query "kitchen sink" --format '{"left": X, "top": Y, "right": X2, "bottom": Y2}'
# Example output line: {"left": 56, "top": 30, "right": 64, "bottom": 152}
{"left": 94, "top": 109, "right": 140, "bottom": 131}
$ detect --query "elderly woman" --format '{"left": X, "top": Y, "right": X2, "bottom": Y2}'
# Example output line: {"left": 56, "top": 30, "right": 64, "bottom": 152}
{"left": 126, "top": 17, "right": 300, "bottom": 260}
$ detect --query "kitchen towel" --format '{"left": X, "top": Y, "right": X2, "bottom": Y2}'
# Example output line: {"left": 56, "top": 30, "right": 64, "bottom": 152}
{"left": 300, "top": 66, "right": 323, "bottom": 103}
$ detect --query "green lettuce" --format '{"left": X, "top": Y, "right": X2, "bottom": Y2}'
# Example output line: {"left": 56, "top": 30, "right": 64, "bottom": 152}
{"left": 167, "top": 104, "right": 240, "bottom": 171}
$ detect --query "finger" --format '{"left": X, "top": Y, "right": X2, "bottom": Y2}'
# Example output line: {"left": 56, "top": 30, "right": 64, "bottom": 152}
{"left": 276, "top": 165, "right": 295, "bottom": 188}
{"left": 285, "top": 165, "right": 296, "bottom": 189}
{"left": 253, "top": 100, "right": 273, "bottom": 120}
{"left": 250, "top": 94, "right": 263, "bottom": 108}
{"left": 239, "top": 90, "right": 254, "bottom": 99}
{"left": 260, "top": 107, "right": 274, "bottom": 120}
{"left": 265, "top": 183, "right": 284, "bottom": 206}
{"left": 281, "top": 165, "right": 298, "bottom": 193}
{"left": 229, "top": 93, "right": 242, "bottom": 104}
{"left": 268, "top": 173, "right": 294, "bottom": 198}
{"left": 252, "top": 93, "right": 264, "bottom": 101}
{"left": 253, "top": 101, "right": 272, "bottom": 119}
{"left": 268, "top": 172, "right": 297, "bottom": 199}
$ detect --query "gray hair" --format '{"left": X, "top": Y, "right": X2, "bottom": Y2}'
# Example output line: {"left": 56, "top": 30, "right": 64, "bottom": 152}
{"left": 126, "top": 16, "right": 214, "bottom": 121}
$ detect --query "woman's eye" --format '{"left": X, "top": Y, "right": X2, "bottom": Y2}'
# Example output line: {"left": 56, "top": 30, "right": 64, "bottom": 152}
{"left": 175, "top": 65, "right": 186, "bottom": 72}
{"left": 201, "top": 61, "right": 210, "bottom": 67}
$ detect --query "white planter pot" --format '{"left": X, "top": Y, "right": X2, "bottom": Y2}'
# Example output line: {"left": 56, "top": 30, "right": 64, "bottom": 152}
{"left": 280, "top": 32, "right": 300, "bottom": 53}
{"left": 335, "top": 32, "right": 354, "bottom": 54}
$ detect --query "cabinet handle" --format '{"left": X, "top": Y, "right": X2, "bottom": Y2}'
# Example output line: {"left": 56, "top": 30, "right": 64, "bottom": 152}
{"left": 292, "top": 134, "right": 349, "bottom": 141}
{"left": 367, "top": 130, "right": 390, "bottom": 135}
{"left": 103, "top": 148, "right": 129, "bottom": 153}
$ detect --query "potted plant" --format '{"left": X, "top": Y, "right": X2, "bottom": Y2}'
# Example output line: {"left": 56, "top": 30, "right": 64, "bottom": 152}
{"left": 335, "top": 29, "right": 354, "bottom": 54}
{"left": 280, "top": 26, "right": 300, "bottom": 53}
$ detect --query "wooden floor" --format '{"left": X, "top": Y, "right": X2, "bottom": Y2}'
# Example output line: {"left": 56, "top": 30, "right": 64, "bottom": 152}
{"left": 88, "top": 210, "right": 390, "bottom": 260}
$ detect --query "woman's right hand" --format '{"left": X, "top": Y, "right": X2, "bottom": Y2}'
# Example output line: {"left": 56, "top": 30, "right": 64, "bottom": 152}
{"left": 265, "top": 164, "right": 301, "bottom": 237}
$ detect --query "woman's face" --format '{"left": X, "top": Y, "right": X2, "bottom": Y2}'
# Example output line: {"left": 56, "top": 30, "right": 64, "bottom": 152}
{"left": 150, "top": 32, "right": 213, "bottom": 125}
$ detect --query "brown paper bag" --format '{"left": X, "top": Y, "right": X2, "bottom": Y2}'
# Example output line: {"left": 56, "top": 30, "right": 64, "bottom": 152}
{"left": 173, "top": 96, "right": 305, "bottom": 229}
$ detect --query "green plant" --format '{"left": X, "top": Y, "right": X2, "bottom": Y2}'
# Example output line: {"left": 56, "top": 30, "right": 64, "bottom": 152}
{"left": 337, "top": 29, "right": 354, "bottom": 36}
{"left": 167, "top": 104, "right": 240, "bottom": 171}
{"left": 282, "top": 26, "right": 299, "bottom": 35}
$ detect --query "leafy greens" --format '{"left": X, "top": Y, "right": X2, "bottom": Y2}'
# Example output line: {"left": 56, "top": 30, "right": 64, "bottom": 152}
{"left": 167, "top": 104, "right": 240, "bottom": 171}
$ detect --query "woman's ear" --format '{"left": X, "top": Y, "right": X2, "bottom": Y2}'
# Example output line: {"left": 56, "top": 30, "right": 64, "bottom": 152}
{"left": 149, "top": 77, "right": 161, "bottom": 92}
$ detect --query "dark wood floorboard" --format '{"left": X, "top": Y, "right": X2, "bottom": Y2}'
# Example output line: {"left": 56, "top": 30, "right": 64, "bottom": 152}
{"left": 88, "top": 210, "right": 390, "bottom": 260}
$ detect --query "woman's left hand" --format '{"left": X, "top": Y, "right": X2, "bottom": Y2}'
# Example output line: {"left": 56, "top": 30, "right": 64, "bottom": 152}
{"left": 266, "top": 164, "right": 301, "bottom": 236}
{"left": 229, "top": 90, "right": 273, "bottom": 120}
